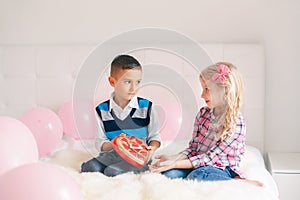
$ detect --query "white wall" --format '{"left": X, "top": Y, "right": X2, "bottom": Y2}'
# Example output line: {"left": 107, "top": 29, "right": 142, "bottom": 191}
{"left": 0, "top": 0, "right": 299, "bottom": 153}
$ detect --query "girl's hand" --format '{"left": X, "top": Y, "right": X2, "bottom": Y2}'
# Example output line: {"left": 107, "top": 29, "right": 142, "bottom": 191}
{"left": 149, "top": 154, "right": 177, "bottom": 173}
{"left": 149, "top": 158, "right": 177, "bottom": 173}
{"left": 154, "top": 154, "right": 171, "bottom": 162}
{"left": 149, "top": 154, "right": 192, "bottom": 173}
{"left": 148, "top": 154, "right": 168, "bottom": 169}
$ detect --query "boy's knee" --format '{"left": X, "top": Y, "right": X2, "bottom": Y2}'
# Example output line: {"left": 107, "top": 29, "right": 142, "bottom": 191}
{"left": 103, "top": 166, "right": 125, "bottom": 177}
{"left": 81, "top": 158, "right": 106, "bottom": 173}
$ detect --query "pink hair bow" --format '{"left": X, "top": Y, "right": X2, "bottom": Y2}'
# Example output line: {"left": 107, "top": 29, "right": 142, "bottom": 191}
{"left": 212, "top": 64, "right": 230, "bottom": 83}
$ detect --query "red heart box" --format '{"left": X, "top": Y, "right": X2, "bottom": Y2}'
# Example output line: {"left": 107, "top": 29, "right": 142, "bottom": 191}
{"left": 112, "top": 133, "right": 150, "bottom": 168}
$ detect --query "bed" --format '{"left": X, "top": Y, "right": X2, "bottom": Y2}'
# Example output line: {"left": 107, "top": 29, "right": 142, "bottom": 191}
{"left": 0, "top": 41, "right": 278, "bottom": 199}
{"left": 42, "top": 136, "right": 279, "bottom": 200}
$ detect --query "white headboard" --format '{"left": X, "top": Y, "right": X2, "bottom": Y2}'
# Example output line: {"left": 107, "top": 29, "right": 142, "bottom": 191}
{"left": 0, "top": 43, "right": 265, "bottom": 152}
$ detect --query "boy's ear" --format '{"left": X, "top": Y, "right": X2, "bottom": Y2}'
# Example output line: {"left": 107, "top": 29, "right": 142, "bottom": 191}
{"left": 108, "top": 76, "right": 116, "bottom": 87}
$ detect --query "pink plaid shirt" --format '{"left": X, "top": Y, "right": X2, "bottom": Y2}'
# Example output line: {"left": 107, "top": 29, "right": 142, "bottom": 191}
{"left": 182, "top": 106, "right": 246, "bottom": 174}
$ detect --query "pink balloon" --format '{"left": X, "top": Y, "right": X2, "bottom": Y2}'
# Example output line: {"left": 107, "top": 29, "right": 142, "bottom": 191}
{"left": 58, "top": 100, "right": 96, "bottom": 140}
{"left": 154, "top": 103, "right": 182, "bottom": 141}
{"left": 0, "top": 116, "right": 38, "bottom": 175}
{"left": 0, "top": 162, "right": 83, "bottom": 200}
{"left": 20, "top": 107, "right": 63, "bottom": 157}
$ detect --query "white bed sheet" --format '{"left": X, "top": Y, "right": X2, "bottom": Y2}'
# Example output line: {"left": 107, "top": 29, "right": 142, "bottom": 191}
{"left": 42, "top": 136, "right": 279, "bottom": 200}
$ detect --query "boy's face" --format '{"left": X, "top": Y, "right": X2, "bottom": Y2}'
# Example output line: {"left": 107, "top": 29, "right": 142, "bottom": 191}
{"left": 109, "top": 69, "right": 142, "bottom": 103}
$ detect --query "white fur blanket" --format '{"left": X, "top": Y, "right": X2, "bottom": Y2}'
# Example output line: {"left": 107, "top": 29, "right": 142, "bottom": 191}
{"left": 43, "top": 148, "right": 279, "bottom": 200}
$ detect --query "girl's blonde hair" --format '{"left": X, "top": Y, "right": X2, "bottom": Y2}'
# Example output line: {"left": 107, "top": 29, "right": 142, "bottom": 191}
{"left": 200, "top": 62, "right": 244, "bottom": 141}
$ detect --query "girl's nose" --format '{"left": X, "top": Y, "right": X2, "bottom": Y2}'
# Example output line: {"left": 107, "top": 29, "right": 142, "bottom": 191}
{"left": 201, "top": 91, "right": 205, "bottom": 99}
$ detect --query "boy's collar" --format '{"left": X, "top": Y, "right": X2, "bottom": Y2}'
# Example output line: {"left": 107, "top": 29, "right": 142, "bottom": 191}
{"left": 109, "top": 93, "right": 139, "bottom": 111}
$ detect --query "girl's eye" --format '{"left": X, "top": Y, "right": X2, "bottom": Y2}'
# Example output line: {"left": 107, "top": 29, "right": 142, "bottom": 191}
{"left": 136, "top": 80, "right": 141, "bottom": 85}
{"left": 124, "top": 80, "right": 131, "bottom": 84}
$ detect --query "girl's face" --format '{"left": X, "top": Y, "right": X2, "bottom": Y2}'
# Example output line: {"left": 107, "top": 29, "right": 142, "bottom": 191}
{"left": 200, "top": 78, "right": 213, "bottom": 109}
{"left": 200, "top": 78, "right": 225, "bottom": 109}
{"left": 109, "top": 68, "right": 142, "bottom": 104}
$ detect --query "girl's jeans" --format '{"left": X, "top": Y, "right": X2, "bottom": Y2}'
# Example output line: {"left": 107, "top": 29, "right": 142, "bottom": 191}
{"left": 162, "top": 166, "right": 238, "bottom": 181}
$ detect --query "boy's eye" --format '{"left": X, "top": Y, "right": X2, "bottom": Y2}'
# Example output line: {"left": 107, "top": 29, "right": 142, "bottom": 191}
{"left": 124, "top": 80, "right": 131, "bottom": 84}
{"left": 123, "top": 80, "right": 141, "bottom": 85}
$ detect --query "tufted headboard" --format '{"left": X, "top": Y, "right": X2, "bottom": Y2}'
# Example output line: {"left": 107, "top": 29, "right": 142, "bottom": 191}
{"left": 0, "top": 43, "right": 265, "bottom": 152}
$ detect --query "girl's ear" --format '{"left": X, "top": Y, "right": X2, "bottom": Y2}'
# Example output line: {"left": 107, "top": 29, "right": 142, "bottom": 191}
{"left": 108, "top": 76, "right": 116, "bottom": 87}
{"left": 222, "top": 87, "right": 229, "bottom": 103}
{"left": 225, "top": 86, "right": 229, "bottom": 95}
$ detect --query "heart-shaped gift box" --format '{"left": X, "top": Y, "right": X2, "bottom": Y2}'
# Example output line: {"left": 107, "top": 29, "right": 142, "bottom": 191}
{"left": 112, "top": 133, "right": 150, "bottom": 168}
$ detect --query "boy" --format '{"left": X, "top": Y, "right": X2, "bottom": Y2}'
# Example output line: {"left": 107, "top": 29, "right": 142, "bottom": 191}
{"left": 81, "top": 54, "right": 161, "bottom": 176}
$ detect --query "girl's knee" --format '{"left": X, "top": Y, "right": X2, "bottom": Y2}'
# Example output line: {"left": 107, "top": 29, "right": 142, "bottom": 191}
{"left": 162, "top": 169, "right": 190, "bottom": 179}
{"left": 186, "top": 168, "right": 205, "bottom": 181}
{"left": 186, "top": 166, "right": 232, "bottom": 181}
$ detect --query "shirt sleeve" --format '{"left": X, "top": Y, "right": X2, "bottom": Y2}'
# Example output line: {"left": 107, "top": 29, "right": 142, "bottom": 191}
{"left": 181, "top": 108, "right": 204, "bottom": 156}
{"left": 94, "top": 111, "right": 110, "bottom": 152}
{"left": 187, "top": 117, "right": 246, "bottom": 169}
{"left": 146, "top": 105, "right": 161, "bottom": 145}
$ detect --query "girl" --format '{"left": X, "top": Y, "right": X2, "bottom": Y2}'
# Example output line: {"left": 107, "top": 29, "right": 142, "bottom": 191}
{"left": 150, "top": 62, "right": 249, "bottom": 182}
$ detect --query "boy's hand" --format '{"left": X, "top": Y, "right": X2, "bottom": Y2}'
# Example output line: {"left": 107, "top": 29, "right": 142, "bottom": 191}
{"left": 145, "top": 140, "right": 160, "bottom": 163}
{"left": 101, "top": 141, "right": 113, "bottom": 152}
{"left": 148, "top": 140, "right": 160, "bottom": 152}
{"left": 145, "top": 146, "right": 156, "bottom": 164}
{"left": 146, "top": 145, "right": 157, "bottom": 152}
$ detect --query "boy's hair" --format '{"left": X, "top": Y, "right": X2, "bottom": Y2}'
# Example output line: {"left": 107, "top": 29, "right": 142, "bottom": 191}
{"left": 200, "top": 62, "right": 244, "bottom": 141}
{"left": 110, "top": 55, "right": 141, "bottom": 77}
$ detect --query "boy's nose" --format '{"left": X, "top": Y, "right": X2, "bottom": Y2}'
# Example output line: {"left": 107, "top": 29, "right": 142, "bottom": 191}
{"left": 130, "top": 83, "right": 136, "bottom": 91}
